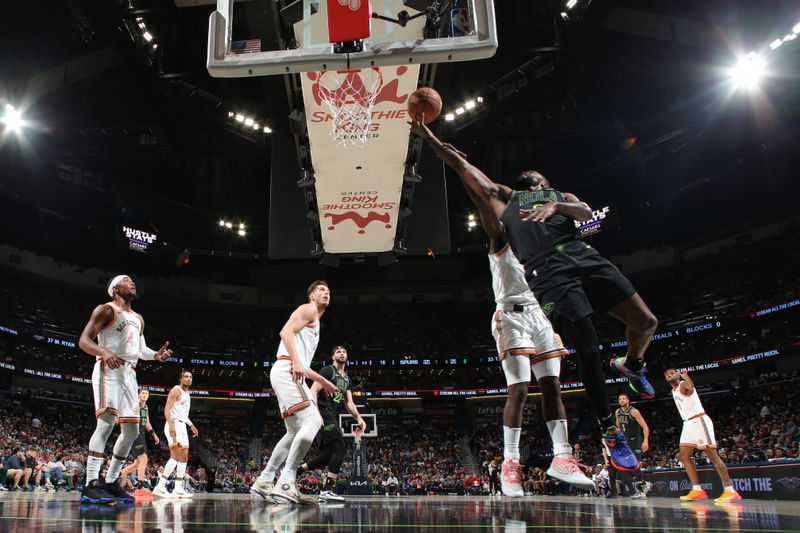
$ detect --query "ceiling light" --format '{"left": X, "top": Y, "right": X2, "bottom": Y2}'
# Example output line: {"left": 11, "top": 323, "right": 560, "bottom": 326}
{"left": 244, "top": 118, "right": 254, "bottom": 126}
{"left": 219, "top": 219, "right": 225, "bottom": 226}
{"left": 770, "top": 39, "right": 783, "bottom": 50}
{"left": 785, "top": 33, "right": 797, "bottom": 41}
{"left": 225, "top": 222, "right": 233, "bottom": 229}
{"left": 566, "top": 0, "right": 577, "bottom": 8}
{"left": 476, "top": 96, "right": 484, "bottom": 103}
{"left": 238, "top": 229, "right": 246, "bottom": 236}
{"left": 455, "top": 107, "right": 465, "bottom": 115}
{"left": 228, "top": 111, "right": 234, "bottom": 117}
{"left": 252, "top": 122, "right": 259, "bottom": 129}
{"left": 730, "top": 52, "right": 766, "bottom": 89}
{"left": 1, "top": 107, "right": 23, "bottom": 132}
{"left": 142, "top": 31, "right": 153, "bottom": 42}
{"left": 239, "top": 223, "right": 245, "bottom": 229}
{"left": 464, "top": 100, "right": 475, "bottom": 110}
{"left": 263, "top": 126, "right": 272, "bottom": 133}
{"left": 444, "top": 113, "right": 455, "bottom": 121}
{"left": 235, "top": 114, "right": 245, "bottom": 122}
{"left": 794, "top": 22, "right": 800, "bottom": 34}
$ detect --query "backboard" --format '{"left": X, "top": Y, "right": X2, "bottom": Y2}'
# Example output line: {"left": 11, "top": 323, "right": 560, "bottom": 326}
{"left": 207, "top": 0, "right": 497, "bottom": 77}
{"left": 340, "top": 413, "right": 378, "bottom": 437}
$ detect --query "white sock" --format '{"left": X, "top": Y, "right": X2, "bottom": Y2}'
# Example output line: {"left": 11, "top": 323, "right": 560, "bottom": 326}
{"left": 105, "top": 456, "right": 124, "bottom": 483}
{"left": 260, "top": 431, "right": 295, "bottom": 482}
{"left": 692, "top": 484, "right": 701, "bottom": 491}
{"left": 280, "top": 415, "right": 321, "bottom": 482}
{"left": 175, "top": 462, "right": 187, "bottom": 491}
{"left": 724, "top": 485, "right": 733, "bottom": 491}
{"left": 161, "top": 458, "right": 178, "bottom": 482}
{"left": 503, "top": 426, "right": 521, "bottom": 460}
{"left": 86, "top": 455, "right": 103, "bottom": 483}
{"left": 546, "top": 419, "right": 572, "bottom": 457}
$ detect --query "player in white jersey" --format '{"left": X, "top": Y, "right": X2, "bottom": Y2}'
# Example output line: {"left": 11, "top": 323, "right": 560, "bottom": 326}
{"left": 665, "top": 368, "right": 741, "bottom": 502}
{"left": 251, "top": 280, "right": 339, "bottom": 504}
{"left": 153, "top": 370, "right": 198, "bottom": 498}
{"left": 408, "top": 119, "right": 592, "bottom": 495}
{"left": 77, "top": 274, "right": 172, "bottom": 504}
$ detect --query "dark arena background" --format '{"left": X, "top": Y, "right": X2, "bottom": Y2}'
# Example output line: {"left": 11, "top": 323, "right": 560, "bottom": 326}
{"left": 1, "top": 0, "right": 800, "bottom": 531}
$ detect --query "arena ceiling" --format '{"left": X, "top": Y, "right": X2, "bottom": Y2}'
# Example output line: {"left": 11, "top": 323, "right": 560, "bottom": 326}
{"left": 0, "top": 0, "right": 799, "bottom": 284}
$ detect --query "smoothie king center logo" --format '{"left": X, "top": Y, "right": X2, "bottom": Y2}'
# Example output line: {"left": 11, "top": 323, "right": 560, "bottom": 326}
{"left": 322, "top": 191, "right": 396, "bottom": 235}
{"left": 307, "top": 66, "right": 412, "bottom": 138}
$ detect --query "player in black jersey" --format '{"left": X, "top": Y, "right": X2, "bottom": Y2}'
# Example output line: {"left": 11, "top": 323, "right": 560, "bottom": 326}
{"left": 119, "top": 389, "right": 159, "bottom": 496}
{"left": 297, "top": 346, "right": 366, "bottom": 502}
{"left": 409, "top": 115, "right": 658, "bottom": 437}
{"left": 614, "top": 393, "right": 652, "bottom": 498}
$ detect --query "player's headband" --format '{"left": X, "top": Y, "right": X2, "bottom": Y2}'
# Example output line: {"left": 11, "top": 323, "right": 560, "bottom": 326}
{"left": 107, "top": 275, "right": 131, "bottom": 298}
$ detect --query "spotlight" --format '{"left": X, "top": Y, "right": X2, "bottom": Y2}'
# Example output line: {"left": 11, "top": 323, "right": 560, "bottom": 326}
{"left": 142, "top": 31, "right": 153, "bottom": 42}
{"left": 225, "top": 221, "right": 233, "bottom": 229}
{"left": 252, "top": 122, "right": 259, "bottom": 130}
{"left": 476, "top": 96, "right": 484, "bottom": 103}
{"left": 794, "top": 22, "right": 800, "bottom": 34}
{"left": 238, "top": 229, "right": 246, "bottom": 236}
{"left": 263, "top": 126, "right": 272, "bottom": 133}
{"left": 1, "top": 106, "right": 23, "bottom": 132}
{"left": 152, "top": 44, "right": 158, "bottom": 51}
{"left": 455, "top": 107, "right": 465, "bottom": 115}
{"left": 244, "top": 118, "right": 254, "bottom": 126}
{"left": 560, "top": 12, "right": 569, "bottom": 21}
{"left": 444, "top": 113, "right": 455, "bottom": 121}
{"left": 219, "top": 219, "right": 225, "bottom": 226}
{"left": 770, "top": 39, "right": 783, "bottom": 50}
{"left": 785, "top": 33, "right": 797, "bottom": 42}
{"left": 235, "top": 114, "right": 245, "bottom": 122}
{"left": 464, "top": 100, "right": 475, "bottom": 110}
{"left": 730, "top": 52, "right": 765, "bottom": 89}
{"left": 228, "top": 111, "right": 234, "bottom": 117}
{"left": 239, "top": 223, "right": 245, "bottom": 229}
{"left": 566, "top": 0, "right": 577, "bottom": 8}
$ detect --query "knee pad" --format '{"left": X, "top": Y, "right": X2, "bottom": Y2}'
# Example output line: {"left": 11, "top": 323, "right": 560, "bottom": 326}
{"left": 89, "top": 413, "right": 117, "bottom": 451}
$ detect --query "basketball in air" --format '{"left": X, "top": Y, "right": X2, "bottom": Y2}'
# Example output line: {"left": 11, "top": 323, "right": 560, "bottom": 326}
{"left": 408, "top": 87, "right": 442, "bottom": 124}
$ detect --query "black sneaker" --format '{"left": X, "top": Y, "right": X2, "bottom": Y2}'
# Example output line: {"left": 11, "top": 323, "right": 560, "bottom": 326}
{"left": 80, "top": 479, "right": 116, "bottom": 505}
{"left": 104, "top": 478, "right": 135, "bottom": 502}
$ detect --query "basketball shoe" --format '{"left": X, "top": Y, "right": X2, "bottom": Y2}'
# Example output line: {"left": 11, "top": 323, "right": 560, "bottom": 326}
{"left": 271, "top": 479, "right": 318, "bottom": 505}
{"left": 500, "top": 459, "right": 524, "bottom": 497}
{"left": 714, "top": 488, "right": 742, "bottom": 503}
{"left": 680, "top": 488, "right": 709, "bottom": 501}
{"left": 546, "top": 455, "right": 595, "bottom": 491}
{"left": 609, "top": 357, "right": 655, "bottom": 399}
{"left": 80, "top": 479, "right": 116, "bottom": 505}
{"left": 250, "top": 478, "right": 278, "bottom": 503}
{"left": 319, "top": 489, "right": 345, "bottom": 502}
{"left": 602, "top": 427, "right": 640, "bottom": 471}
{"left": 104, "top": 478, "right": 134, "bottom": 503}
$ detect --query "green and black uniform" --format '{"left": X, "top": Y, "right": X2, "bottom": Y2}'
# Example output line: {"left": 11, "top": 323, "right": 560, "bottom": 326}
{"left": 131, "top": 405, "right": 149, "bottom": 456}
{"left": 616, "top": 406, "right": 644, "bottom": 457}
{"left": 501, "top": 187, "right": 637, "bottom": 427}
{"left": 303, "top": 365, "right": 351, "bottom": 476}
{"left": 501, "top": 188, "right": 635, "bottom": 327}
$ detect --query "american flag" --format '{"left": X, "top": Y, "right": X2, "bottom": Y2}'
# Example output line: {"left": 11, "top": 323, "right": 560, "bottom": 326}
{"left": 232, "top": 39, "right": 261, "bottom": 54}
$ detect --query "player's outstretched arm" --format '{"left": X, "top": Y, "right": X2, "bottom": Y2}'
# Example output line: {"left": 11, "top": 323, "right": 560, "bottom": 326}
{"left": 519, "top": 192, "right": 593, "bottom": 224}
{"left": 79, "top": 304, "right": 125, "bottom": 369}
{"left": 679, "top": 371, "right": 695, "bottom": 395}
{"left": 306, "top": 368, "right": 339, "bottom": 395}
{"left": 410, "top": 116, "right": 510, "bottom": 209}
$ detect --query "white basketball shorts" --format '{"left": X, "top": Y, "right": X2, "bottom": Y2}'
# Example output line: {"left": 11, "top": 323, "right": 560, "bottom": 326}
{"left": 270, "top": 358, "right": 314, "bottom": 419}
{"left": 92, "top": 359, "right": 140, "bottom": 423}
{"left": 492, "top": 306, "right": 569, "bottom": 385}
{"left": 165, "top": 421, "right": 190, "bottom": 448}
{"left": 679, "top": 414, "right": 717, "bottom": 450}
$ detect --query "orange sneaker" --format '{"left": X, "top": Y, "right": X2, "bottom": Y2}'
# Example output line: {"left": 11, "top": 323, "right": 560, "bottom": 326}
{"left": 714, "top": 488, "right": 742, "bottom": 503}
{"left": 680, "top": 488, "right": 709, "bottom": 501}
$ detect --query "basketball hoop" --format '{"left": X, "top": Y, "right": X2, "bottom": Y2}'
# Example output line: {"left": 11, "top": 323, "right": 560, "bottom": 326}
{"left": 311, "top": 68, "right": 383, "bottom": 149}
{"left": 353, "top": 427, "right": 364, "bottom": 445}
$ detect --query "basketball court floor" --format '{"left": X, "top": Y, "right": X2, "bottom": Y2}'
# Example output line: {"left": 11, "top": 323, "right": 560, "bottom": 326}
{"left": 2, "top": 493, "right": 799, "bottom": 532}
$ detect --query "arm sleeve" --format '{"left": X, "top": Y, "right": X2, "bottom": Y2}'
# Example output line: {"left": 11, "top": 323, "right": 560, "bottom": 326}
{"left": 139, "top": 335, "right": 157, "bottom": 360}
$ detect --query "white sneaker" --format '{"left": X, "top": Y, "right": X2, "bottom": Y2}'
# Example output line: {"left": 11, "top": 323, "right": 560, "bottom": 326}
{"left": 500, "top": 459, "right": 524, "bottom": 497}
{"left": 250, "top": 478, "right": 278, "bottom": 503}
{"left": 546, "top": 455, "right": 595, "bottom": 491}
{"left": 319, "top": 489, "right": 345, "bottom": 502}
{"left": 152, "top": 482, "right": 173, "bottom": 498}
{"left": 270, "top": 479, "right": 317, "bottom": 505}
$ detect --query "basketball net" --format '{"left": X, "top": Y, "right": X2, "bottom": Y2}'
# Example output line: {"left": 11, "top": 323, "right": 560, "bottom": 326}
{"left": 313, "top": 68, "right": 383, "bottom": 149}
